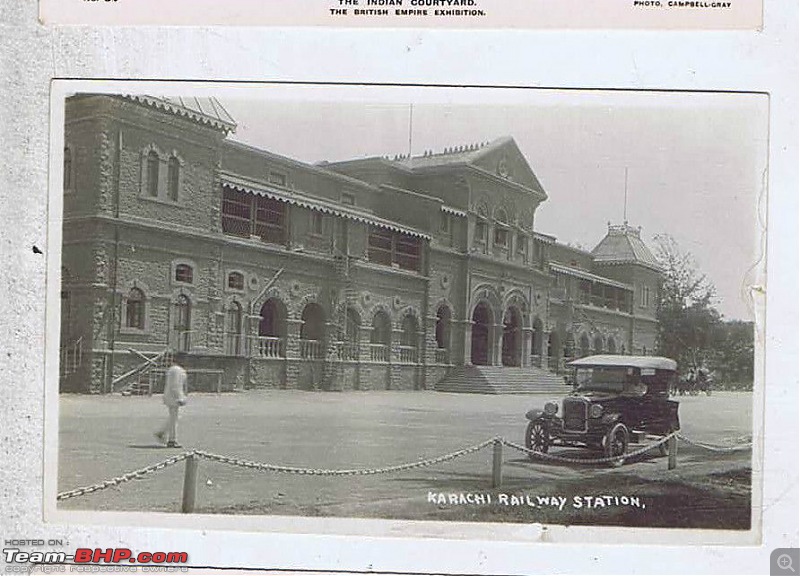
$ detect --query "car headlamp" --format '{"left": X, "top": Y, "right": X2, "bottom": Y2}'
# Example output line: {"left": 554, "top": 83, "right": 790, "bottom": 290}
{"left": 544, "top": 402, "right": 558, "bottom": 416}
{"left": 589, "top": 404, "right": 604, "bottom": 418}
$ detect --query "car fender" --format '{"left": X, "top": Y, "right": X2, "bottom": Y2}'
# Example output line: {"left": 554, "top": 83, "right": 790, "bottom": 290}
{"left": 601, "top": 412, "right": 621, "bottom": 425}
{"left": 525, "top": 409, "right": 545, "bottom": 421}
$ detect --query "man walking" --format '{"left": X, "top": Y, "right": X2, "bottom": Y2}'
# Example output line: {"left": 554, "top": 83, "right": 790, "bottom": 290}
{"left": 155, "top": 360, "right": 188, "bottom": 448}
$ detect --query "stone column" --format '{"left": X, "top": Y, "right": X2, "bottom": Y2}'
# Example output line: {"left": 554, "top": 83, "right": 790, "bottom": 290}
{"left": 462, "top": 319, "right": 473, "bottom": 366}
{"left": 492, "top": 323, "right": 504, "bottom": 366}
{"left": 284, "top": 318, "right": 302, "bottom": 389}
{"left": 245, "top": 312, "right": 262, "bottom": 388}
{"left": 390, "top": 327, "right": 404, "bottom": 390}
{"left": 358, "top": 325, "right": 373, "bottom": 390}
{"left": 522, "top": 327, "right": 533, "bottom": 367}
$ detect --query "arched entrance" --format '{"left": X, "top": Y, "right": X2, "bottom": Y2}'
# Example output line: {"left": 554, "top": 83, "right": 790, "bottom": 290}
{"left": 470, "top": 302, "right": 493, "bottom": 366}
{"left": 502, "top": 307, "right": 522, "bottom": 367}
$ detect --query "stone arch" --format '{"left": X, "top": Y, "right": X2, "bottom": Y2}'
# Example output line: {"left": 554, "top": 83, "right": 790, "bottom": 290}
{"left": 253, "top": 284, "right": 291, "bottom": 317}
{"left": 503, "top": 289, "right": 530, "bottom": 324}
{"left": 593, "top": 334, "right": 604, "bottom": 355}
{"left": 470, "top": 300, "right": 495, "bottom": 366}
{"left": 259, "top": 297, "right": 288, "bottom": 338}
{"left": 291, "top": 291, "right": 326, "bottom": 321}
{"left": 501, "top": 305, "right": 523, "bottom": 367}
{"left": 578, "top": 332, "right": 591, "bottom": 358}
{"left": 470, "top": 284, "right": 502, "bottom": 319}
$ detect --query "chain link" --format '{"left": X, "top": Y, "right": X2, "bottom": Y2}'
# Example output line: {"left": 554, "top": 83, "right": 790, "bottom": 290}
{"left": 57, "top": 451, "right": 194, "bottom": 501}
{"left": 676, "top": 433, "right": 753, "bottom": 453}
{"left": 193, "top": 438, "right": 496, "bottom": 476}
{"left": 502, "top": 432, "right": 678, "bottom": 465}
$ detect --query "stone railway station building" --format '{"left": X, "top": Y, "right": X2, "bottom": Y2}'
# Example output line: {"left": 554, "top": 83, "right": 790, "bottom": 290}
{"left": 60, "top": 95, "right": 662, "bottom": 394}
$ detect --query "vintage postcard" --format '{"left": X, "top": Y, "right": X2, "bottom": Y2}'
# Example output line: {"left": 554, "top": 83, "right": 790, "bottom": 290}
{"left": 38, "top": 0, "right": 762, "bottom": 29}
{"left": 46, "top": 81, "right": 767, "bottom": 550}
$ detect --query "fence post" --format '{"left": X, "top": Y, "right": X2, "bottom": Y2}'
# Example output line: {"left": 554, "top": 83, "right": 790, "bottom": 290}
{"left": 668, "top": 435, "right": 678, "bottom": 470}
{"left": 492, "top": 439, "right": 503, "bottom": 488}
{"left": 181, "top": 455, "right": 199, "bottom": 513}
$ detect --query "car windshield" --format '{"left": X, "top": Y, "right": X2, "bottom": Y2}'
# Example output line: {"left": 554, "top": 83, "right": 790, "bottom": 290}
{"left": 575, "top": 367, "right": 633, "bottom": 392}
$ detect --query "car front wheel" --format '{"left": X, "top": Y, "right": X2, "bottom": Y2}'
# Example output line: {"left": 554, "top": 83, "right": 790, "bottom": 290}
{"left": 525, "top": 420, "right": 550, "bottom": 460}
{"left": 604, "top": 423, "right": 629, "bottom": 466}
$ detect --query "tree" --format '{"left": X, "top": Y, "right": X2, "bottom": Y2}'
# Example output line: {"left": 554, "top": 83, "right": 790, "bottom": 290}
{"left": 652, "top": 234, "right": 721, "bottom": 371}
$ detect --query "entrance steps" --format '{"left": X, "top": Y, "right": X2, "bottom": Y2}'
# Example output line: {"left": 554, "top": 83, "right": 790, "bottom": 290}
{"left": 435, "top": 365, "right": 570, "bottom": 395}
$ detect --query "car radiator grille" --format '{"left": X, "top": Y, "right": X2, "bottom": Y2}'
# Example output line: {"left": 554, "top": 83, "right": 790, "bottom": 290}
{"left": 563, "top": 398, "right": 588, "bottom": 432}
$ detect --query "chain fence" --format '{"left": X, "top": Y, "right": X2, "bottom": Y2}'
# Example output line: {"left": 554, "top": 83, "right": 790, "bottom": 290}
{"left": 193, "top": 438, "right": 496, "bottom": 477}
{"left": 56, "top": 431, "right": 753, "bottom": 503}
{"left": 56, "top": 451, "right": 194, "bottom": 501}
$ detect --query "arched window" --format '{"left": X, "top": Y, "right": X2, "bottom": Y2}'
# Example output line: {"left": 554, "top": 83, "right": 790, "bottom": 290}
{"left": 175, "top": 263, "right": 193, "bottom": 284}
{"left": 147, "top": 150, "right": 159, "bottom": 197}
{"left": 126, "top": 288, "right": 145, "bottom": 329}
{"left": 494, "top": 208, "right": 509, "bottom": 247}
{"left": 226, "top": 301, "right": 242, "bottom": 355}
{"left": 173, "top": 294, "right": 191, "bottom": 351}
{"left": 63, "top": 147, "right": 72, "bottom": 192}
{"left": 400, "top": 315, "right": 418, "bottom": 363}
{"left": 371, "top": 311, "right": 391, "bottom": 346}
{"left": 401, "top": 315, "right": 417, "bottom": 347}
{"left": 300, "top": 303, "right": 326, "bottom": 359}
{"left": 227, "top": 271, "right": 244, "bottom": 291}
{"left": 259, "top": 298, "right": 287, "bottom": 337}
{"left": 370, "top": 310, "right": 391, "bottom": 362}
{"left": 300, "top": 304, "right": 325, "bottom": 341}
{"left": 167, "top": 156, "right": 180, "bottom": 201}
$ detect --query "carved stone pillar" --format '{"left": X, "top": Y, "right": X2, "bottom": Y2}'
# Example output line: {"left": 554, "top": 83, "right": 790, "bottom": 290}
{"left": 285, "top": 318, "right": 302, "bottom": 389}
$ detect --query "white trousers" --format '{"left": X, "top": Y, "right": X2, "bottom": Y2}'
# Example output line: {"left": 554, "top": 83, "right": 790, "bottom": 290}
{"left": 159, "top": 406, "right": 180, "bottom": 443}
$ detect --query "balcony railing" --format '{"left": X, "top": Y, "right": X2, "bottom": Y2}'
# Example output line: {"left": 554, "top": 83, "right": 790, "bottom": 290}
{"left": 300, "top": 339, "right": 324, "bottom": 360}
{"left": 251, "top": 336, "right": 285, "bottom": 358}
{"left": 434, "top": 348, "right": 449, "bottom": 365}
{"left": 369, "top": 344, "right": 389, "bottom": 362}
{"left": 398, "top": 345, "right": 417, "bottom": 363}
{"left": 336, "top": 341, "right": 359, "bottom": 361}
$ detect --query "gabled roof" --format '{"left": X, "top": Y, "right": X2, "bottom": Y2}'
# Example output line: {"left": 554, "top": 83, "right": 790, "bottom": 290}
{"left": 122, "top": 95, "right": 237, "bottom": 133}
{"left": 591, "top": 223, "right": 662, "bottom": 271}
{"left": 394, "top": 136, "right": 511, "bottom": 170}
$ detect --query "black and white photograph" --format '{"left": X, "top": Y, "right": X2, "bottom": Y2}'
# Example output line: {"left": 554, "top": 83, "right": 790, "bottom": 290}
{"left": 50, "top": 83, "right": 766, "bottom": 542}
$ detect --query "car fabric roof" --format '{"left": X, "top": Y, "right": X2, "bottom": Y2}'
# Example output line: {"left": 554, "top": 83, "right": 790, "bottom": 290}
{"left": 568, "top": 355, "right": 677, "bottom": 371}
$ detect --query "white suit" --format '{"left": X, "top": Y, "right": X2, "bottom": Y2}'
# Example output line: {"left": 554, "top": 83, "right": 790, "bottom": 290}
{"left": 159, "top": 364, "right": 188, "bottom": 445}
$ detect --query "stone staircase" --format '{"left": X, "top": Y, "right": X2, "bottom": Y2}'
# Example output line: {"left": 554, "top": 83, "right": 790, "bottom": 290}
{"left": 435, "top": 365, "right": 571, "bottom": 394}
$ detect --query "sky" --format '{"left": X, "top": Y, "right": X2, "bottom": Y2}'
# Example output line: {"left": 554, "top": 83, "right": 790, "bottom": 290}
{"left": 219, "top": 89, "right": 768, "bottom": 321}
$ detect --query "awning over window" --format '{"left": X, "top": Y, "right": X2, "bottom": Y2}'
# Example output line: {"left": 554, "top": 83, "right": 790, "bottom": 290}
{"left": 441, "top": 205, "right": 467, "bottom": 217}
{"left": 220, "top": 173, "right": 430, "bottom": 240}
{"left": 550, "top": 263, "right": 633, "bottom": 291}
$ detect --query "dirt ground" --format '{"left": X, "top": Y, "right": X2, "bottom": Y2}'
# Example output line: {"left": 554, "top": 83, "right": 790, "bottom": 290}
{"left": 57, "top": 390, "right": 753, "bottom": 529}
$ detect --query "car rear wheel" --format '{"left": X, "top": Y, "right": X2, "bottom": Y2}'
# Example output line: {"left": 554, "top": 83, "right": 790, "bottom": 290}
{"left": 604, "top": 423, "right": 629, "bottom": 466}
{"left": 525, "top": 420, "right": 549, "bottom": 460}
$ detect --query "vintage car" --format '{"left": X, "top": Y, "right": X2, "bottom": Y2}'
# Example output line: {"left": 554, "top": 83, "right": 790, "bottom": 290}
{"left": 524, "top": 355, "right": 680, "bottom": 463}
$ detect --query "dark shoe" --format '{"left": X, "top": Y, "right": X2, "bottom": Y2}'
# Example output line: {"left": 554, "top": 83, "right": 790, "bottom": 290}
{"left": 166, "top": 441, "right": 182, "bottom": 448}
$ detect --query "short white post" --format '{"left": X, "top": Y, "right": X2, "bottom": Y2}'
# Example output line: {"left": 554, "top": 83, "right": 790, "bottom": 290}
{"left": 492, "top": 439, "right": 503, "bottom": 488}
{"left": 181, "top": 455, "right": 199, "bottom": 513}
